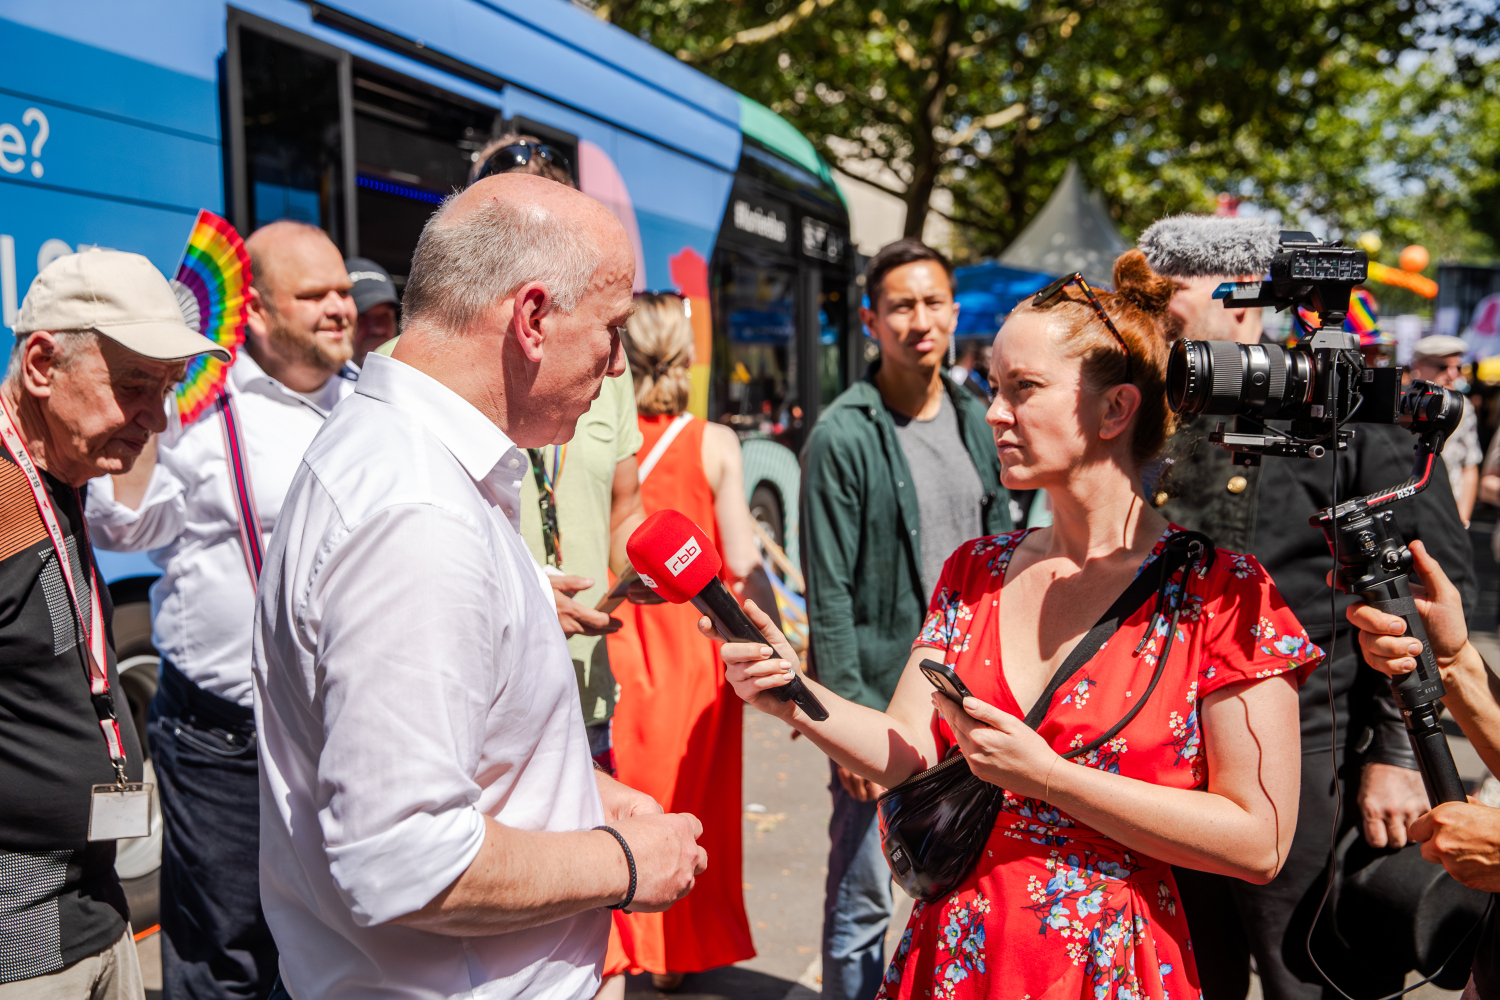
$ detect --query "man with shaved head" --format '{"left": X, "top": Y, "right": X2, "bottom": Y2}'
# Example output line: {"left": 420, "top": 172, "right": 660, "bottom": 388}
{"left": 89, "top": 220, "right": 357, "bottom": 1000}
{"left": 252, "top": 174, "right": 706, "bottom": 1000}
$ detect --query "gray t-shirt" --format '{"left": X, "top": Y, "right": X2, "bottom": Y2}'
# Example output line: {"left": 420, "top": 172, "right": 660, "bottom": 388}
{"left": 888, "top": 393, "right": 987, "bottom": 601}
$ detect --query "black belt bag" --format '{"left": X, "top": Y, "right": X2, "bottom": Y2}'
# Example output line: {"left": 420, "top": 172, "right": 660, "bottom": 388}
{"left": 878, "top": 531, "right": 1214, "bottom": 902}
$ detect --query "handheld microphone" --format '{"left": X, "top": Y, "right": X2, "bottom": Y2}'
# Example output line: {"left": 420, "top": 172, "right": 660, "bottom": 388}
{"left": 627, "top": 510, "right": 830, "bottom": 722}
{"left": 1138, "top": 215, "right": 1280, "bottom": 279}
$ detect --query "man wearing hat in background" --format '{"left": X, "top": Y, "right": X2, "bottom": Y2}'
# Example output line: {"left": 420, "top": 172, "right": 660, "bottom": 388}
{"left": 89, "top": 220, "right": 356, "bottom": 1000}
{"left": 0, "top": 250, "right": 227, "bottom": 999}
{"left": 345, "top": 257, "right": 399, "bottom": 366}
{"left": 1411, "top": 334, "right": 1482, "bottom": 526}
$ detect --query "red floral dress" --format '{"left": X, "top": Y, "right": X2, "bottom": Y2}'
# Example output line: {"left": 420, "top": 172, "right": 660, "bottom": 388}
{"left": 877, "top": 528, "right": 1322, "bottom": 1000}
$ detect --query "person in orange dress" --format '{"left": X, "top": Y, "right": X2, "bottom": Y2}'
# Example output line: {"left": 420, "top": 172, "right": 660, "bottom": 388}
{"left": 717, "top": 252, "right": 1321, "bottom": 1000}
{"left": 599, "top": 293, "right": 762, "bottom": 995}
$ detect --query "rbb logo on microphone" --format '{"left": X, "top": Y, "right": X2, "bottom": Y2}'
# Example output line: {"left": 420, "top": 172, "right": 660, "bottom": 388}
{"left": 626, "top": 509, "right": 723, "bottom": 604}
{"left": 667, "top": 537, "right": 702, "bottom": 576}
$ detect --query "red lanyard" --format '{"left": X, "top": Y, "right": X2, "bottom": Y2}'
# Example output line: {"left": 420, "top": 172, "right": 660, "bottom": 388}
{"left": 0, "top": 397, "right": 125, "bottom": 781}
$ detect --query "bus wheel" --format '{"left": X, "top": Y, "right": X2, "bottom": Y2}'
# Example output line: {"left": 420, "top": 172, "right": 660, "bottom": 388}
{"left": 750, "top": 482, "right": 784, "bottom": 554}
{"left": 109, "top": 590, "right": 162, "bottom": 931}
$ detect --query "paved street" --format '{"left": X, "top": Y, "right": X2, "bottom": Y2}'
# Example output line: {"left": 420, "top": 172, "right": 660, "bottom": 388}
{"left": 138, "top": 521, "right": 1500, "bottom": 1000}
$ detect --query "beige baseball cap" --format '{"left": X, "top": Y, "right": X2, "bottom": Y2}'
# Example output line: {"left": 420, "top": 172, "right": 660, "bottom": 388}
{"left": 16, "top": 249, "right": 231, "bottom": 362}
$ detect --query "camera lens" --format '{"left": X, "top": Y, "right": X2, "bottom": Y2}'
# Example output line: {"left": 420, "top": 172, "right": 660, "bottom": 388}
{"left": 1167, "top": 339, "right": 1314, "bottom": 418}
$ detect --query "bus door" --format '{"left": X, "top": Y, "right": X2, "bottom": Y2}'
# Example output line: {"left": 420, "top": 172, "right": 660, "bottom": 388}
{"left": 709, "top": 162, "right": 853, "bottom": 452}
{"left": 225, "top": 10, "right": 504, "bottom": 288}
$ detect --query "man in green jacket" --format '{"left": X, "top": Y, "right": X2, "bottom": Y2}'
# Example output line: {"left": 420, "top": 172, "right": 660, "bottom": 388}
{"left": 801, "top": 238, "right": 1010, "bottom": 1000}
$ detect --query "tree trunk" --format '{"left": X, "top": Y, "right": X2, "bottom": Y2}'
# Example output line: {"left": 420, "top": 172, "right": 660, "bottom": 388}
{"left": 901, "top": 6, "right": 959, "bottom": 241}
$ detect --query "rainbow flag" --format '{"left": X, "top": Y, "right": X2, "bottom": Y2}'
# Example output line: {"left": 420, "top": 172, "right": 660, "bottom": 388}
{"left": 173, "top": 211, "right": 252, "bottom": 425}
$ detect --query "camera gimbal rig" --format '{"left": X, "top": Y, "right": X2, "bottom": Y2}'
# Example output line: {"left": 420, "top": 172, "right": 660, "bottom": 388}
{"left": 1168, "top": 231, "right": 1469, "bottom": 807}
{"left": 1313, "top": 377, "right": 1468, "bottom": 806}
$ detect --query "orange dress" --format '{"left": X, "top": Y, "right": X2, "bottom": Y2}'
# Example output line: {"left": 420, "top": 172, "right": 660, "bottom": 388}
{"left": 604, "top": 414, "right": 756, "bottom": 975}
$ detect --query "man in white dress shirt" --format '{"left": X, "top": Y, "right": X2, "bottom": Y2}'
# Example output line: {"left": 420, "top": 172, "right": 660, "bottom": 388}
{"left": 88, "top": 221, "right": 357, "bottom": 1000}
{"left": 253, "top": 173, "right": 706, "bottom": 1000}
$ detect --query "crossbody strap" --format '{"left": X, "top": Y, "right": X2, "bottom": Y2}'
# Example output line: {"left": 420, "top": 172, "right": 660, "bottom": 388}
{"left": 216, "top": 390, "right": 265, "bottom": 587}
{"left": 637, "top": 412, "right": 693, "bottom": 485}
{"left": 1020, "top": 531, "right": 1213, "bottom": 758}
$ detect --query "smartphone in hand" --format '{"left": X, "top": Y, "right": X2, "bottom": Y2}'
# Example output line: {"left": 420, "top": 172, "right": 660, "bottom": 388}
{"left": 594, "top": 569, "right": 640, "bottom": 614}
{"left": 920, "top": 659, "right": 974, "bottom": 706}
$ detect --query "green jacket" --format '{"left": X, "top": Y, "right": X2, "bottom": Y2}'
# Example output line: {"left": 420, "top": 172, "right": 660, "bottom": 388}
{"left": 800, "top": 366, "right": 1011, "bottom": 710}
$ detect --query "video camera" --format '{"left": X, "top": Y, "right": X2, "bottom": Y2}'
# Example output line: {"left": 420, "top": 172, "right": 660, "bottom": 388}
{"left": 1140, "top": 218, "right": 1467, "bottom": 808}
{"left": 1164, "top": 230, "right": 1463, "bottom": 463}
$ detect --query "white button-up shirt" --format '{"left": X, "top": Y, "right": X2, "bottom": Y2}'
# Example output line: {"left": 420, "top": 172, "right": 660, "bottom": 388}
{"left": 253, "top": 353, "right": 607, "bottom": 1000}
{"left": 86, "top": 353, "right": 356, "bottom": 706}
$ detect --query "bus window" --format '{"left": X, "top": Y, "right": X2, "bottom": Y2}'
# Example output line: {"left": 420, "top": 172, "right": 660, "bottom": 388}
{"left": 712, "top": 249, "right": 802, "bottom": 447}
{"left": 352, "top": 66, "right": 496, "bottom": 286}
{"left": 818, "top": 277, "right": 847, "bottom": 406}
{"left": 231, "top": 20, "right": 351, "bottom": 250}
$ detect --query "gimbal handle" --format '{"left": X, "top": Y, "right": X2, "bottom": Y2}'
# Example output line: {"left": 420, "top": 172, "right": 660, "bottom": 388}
{"left": 1313, "top": 403, "right": 1466, "bottom": 807}
{"left": 1355, "top": 575, "right": 1467, "bottom": 806}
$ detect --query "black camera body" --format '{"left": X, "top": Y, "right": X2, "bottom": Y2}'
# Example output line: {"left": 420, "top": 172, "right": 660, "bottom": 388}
{"left": 1161, "top": 229, "right": 1468, "bottom": 807}
{"left": 1165, "top": 231, "right": 1463, "bottom": 465}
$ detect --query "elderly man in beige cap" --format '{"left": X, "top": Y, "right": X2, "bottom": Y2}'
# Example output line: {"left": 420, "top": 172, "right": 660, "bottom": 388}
{"left": 0, "top": 250, "right": 226, "bottom": 1000}
{"left": 1411, "top": 334, "right": 1482, "bottom": 525}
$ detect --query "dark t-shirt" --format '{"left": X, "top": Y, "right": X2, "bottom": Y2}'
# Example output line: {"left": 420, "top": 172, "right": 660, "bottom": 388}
{"left": 0, "top": 450, "right": 141, "bottom": 982}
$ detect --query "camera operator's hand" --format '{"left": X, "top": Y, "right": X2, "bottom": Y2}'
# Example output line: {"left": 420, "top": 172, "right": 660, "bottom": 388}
{"left": 1358, "top": 763, "right": 1429, "bottom": 848}
{"left": 607, "top": 812, "right": 708, "bottom": 912}
{"left": 1409, "top": 801, "right": 1500, "bottom": 893}
{"left": 1343, "top": 540, "right": 1470, "bottom": 677}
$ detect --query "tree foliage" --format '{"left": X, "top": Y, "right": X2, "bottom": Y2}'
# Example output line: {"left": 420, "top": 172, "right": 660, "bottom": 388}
{"left": 597, "top": 0, "right": 1498, "bottom": 262}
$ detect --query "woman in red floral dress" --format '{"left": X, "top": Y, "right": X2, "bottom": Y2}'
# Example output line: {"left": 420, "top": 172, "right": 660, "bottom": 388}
{"left": 717, "top": 251, "right": 1321, "bottom": 1000}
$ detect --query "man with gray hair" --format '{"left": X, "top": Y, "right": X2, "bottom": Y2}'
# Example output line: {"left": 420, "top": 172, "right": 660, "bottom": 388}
{"left": 253, "top": 172, "right": 706, "bottom": 1000}
{"left": 0, "top": 250, "right": 226, "bottom": 999}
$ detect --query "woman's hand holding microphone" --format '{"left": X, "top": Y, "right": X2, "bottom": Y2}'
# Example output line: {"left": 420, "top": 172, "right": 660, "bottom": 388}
{"left": 707, "top": 598, "right": 802, "bottom": 720}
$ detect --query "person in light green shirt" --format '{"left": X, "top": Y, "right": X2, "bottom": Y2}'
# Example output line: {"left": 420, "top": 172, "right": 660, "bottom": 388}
{"left": 519, "top": 368, "right": 646, "bottom": 754}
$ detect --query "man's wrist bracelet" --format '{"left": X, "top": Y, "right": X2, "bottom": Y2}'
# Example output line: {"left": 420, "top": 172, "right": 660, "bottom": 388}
{"left": 594, "top": 825, "right": 636, "bottom": 911}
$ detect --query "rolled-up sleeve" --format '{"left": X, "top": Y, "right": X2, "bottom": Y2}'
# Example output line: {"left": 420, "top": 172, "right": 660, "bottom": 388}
{"left": 305, "top": 503, "right": 509, "bottom": 926}
{"left": 86, "top": 464, "right": 187, "bottom": 552}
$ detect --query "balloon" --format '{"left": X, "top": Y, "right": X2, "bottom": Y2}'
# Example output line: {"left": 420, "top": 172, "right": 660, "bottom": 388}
{"left": 1399, "top": 245, "right": 1430, "bottom": 273}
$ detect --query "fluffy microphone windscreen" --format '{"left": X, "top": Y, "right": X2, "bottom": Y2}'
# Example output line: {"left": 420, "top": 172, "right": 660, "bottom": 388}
{"left": 1137, "top": 215, "right": 1280, "bottom": 279}
{"left": 626, "top": 509, "right": 723, "bottom": 604}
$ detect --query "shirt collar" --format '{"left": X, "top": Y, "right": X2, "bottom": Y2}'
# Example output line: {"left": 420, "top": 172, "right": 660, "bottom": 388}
{"left": 353, "top": 353, "right": 522, "bottom": 484}
{"left": 228, "top": 351, "right": 344, "bottom": 416}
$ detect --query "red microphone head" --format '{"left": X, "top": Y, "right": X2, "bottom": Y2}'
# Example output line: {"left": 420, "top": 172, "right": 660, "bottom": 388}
{"left": 627, "top": 509, "right": 722, "bottom": 604}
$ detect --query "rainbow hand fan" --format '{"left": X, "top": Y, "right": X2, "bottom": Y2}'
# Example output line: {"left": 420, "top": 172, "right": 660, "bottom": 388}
{"left": 172, "top": 210, "right": 252, "bottom": 425}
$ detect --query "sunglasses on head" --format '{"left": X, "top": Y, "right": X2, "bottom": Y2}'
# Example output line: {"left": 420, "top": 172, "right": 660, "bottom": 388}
{"left": 1032, "top": 272, "right": 1134, "bottom": 384}
{"left": 473, "top": 141, "right": 573, "bottom": 183}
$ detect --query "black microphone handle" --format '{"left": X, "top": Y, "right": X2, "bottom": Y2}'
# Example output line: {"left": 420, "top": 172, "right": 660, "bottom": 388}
{"left": 1357, "top": 575, "right": 1467, "bottom": 806}
{"left": 692, "top": 580, "right": 830, "bottom": 722}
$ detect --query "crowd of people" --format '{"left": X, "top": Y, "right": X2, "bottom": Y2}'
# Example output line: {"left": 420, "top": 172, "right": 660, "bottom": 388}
{"left": 5, "top": 135, "right": 1500, "bottom": 1000}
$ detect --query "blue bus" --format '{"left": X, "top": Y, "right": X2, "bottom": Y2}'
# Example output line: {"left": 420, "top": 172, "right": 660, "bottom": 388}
{"left": 1, "top": 0, "right": 854, "bottom": 912}
{"left": 1, "top": 1, "right": 855, "bottom": 567}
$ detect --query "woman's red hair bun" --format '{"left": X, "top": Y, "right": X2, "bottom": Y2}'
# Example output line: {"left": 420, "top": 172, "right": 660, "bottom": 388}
{"left": 1112, "top": 249, "right": 1175, "bottom": 317}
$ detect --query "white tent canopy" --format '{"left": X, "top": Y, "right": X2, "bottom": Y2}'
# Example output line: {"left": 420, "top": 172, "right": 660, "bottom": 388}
{"left": 998, "top": 161, "right": 1130, "bottom": 288}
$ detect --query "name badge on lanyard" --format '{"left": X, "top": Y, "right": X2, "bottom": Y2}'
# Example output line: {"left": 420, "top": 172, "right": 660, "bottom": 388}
{"left": 0, "top": 398, "right": 152, "bottom": 841}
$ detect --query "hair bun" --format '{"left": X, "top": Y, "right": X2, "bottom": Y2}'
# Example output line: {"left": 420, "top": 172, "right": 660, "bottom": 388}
{"left": 1112, "top": 249, "right": 1174, "bottom": 316}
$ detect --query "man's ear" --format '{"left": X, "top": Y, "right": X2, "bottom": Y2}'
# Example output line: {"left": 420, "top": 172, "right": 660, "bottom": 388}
{"left": 510, "top": 282, "right": 551, "bottom": 364}
{"left": 245, "top": 286, "right": 270, "bottom": 340}
{"left": 18, "top": 332, "right": 60, "bottom": 400}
